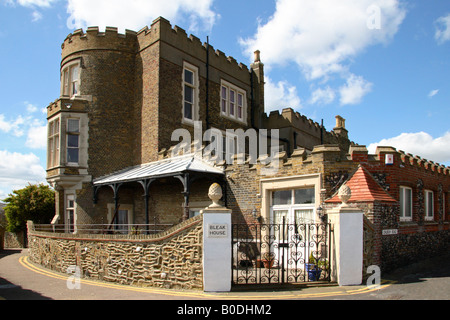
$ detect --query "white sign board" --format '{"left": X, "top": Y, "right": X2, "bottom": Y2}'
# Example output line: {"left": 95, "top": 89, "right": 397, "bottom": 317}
{"left": 385, "top": 154, "right": 394, "bottom": 165}
{"left": 207, "top": 224, "right": 228, "bottom": 238}
{"left": 382, "top": 229, "right": 398, "bottom": 236}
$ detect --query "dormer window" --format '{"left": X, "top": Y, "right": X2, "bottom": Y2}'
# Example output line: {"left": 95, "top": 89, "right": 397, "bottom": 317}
{"left": 61, "top": 63, "right": 80, "bottom": 98}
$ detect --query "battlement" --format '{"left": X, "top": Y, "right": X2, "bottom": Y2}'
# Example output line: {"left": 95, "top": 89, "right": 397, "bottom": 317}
{"left": 397, "top": 149, "right": 450, "bottom": 174}
{"left": 62, "top": 26, "right": 138, "bottom": 60}
{"left": 62, "top": 16, "right": 253, "bottom": 80}
{"left": 158, "top": 141, "right": 450, "bottom": 177}
{"left": 262, "top": 108, "right": 352, "bottom": 152}
{"left": 349, "top": 145, "right": 450, "bottom": 175}
{"left": 137, "top": 17, "right": 252, "bottom": 78}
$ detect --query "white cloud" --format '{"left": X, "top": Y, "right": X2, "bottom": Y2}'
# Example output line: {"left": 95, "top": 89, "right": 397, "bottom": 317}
{"left": 6, "top": 0, "right": 57, "bottom": 7}
{"left": 0, "top": 102, "right": 47, "bottom": 147}
{"left": 428, "top": 89, "right": 439, "bottom": 98}
{"left": 31, "top": 10, "right": 42, "bottom": 22}
{"left": 309, "top": 86, "right": 336, "bottom": 105}
{"left": 435, "top": 13, "right": 450, "bottom": 44}
{"left": 8, "top": 0, "right": 218, "bottom": 32}
{"left": 0, "top": 114, "right": 26, "bottom": 137}
{"left": 240, "top": 0, "right": 405, "bottom": 108}
{"left": 25, "top": 101, "right": 38, "bottom": 113}
{"left": 339, "top": 74, "right": 373, "bottom": 105}
{"left": 368, "top": 131, "right": 450, "bottom": 165}
{"left": 5, "top": 0, "right": 57, "bottom": 23}
{"left": 26, "top": 123, "right": 47, "bottom": 149}
{"left": 264, "top": 77, "right": 302, "bottom": 112}
{"left": 240, "top": 0, "right": 405, "bottom": 81}
{"left": 66, "top": 0, "right": 218, "bottom": 33}
{"left": 0, "top": 150, "right": 46, "bottom": 201}
{"left": 17, "top": 0, "right": 56, "bottom": 6}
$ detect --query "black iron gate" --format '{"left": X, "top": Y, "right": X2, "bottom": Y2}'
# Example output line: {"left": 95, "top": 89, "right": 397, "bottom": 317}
{"left": 232, "top": 220, "right": 333, "bottom": 286}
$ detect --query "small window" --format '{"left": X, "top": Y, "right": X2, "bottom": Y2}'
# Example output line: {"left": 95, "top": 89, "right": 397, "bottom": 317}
{"left": 237, "top": 93, "right": 243, "bottom": 119}
{"left": 272, "top": 190, "right": 292, "bottom": 206}
{"left": 67, "top": 119, "right": 80, "bottom": 165}
{"left": 221, "top": 86, "right": 227, "bottom": 113}
{"left": 425, "top": 190, "right": 434, "bottom": 221}
{"left": 220, "top": 80, "right": 247, "bottom": 123}
{"left": 114, "top": 210, "right": 129, "bottom": 234}
{"left": 47, "top": 118, "right": 60, "bottom": 168}
{"left": 182, "top": 62, "right": 199, "bottom": 123}
{"left": 223, "top": 133, "right": 237, "bottom": 164}
{"left": 62, "top": 64, "right": 80, "bottom": 97}
{"left": 443, "top": 193, "right": 446, "bottom": 221}
{"left": 400, "top": 186, "right": 412, "bottom": 221}
{"left": 294, "top": 188, "right": 315, "bottom": 204}
{"left": 66, "top": 194, "right": 75, "bottom": 233}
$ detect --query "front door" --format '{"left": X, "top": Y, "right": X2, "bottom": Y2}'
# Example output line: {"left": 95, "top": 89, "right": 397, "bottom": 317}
{"left": 271, "top": 207, "right": 315, "bottom": 269}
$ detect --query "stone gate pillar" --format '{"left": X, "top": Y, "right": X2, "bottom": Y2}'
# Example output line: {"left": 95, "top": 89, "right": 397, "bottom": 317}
{"left": 328, "top": 184, "right": 364, "bottom": 286}
{"left": 201, "top": 183, "right": 232, "bottom": 292}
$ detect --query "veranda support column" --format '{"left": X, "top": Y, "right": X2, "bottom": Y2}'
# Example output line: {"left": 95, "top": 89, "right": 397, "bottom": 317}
{"left": 327, "top": 184, "right": 364, "bottom": 286}
{"left": 201, "top": 183, "right": 232, "bottom": 292}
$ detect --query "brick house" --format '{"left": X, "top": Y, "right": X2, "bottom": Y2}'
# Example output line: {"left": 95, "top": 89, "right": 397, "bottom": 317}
{"left": 45, "top": 17, "right": 449, "bottom": 272}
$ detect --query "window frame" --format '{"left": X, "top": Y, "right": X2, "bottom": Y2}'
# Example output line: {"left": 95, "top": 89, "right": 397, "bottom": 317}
{"left": 182, "top": 62, "right": 199, "bottom": 124}
{"left": 424, "top": 189, "right": 434, "bottom": 221}
{"left": 443, "top": 193, "right": 446, "bottom": 221}
{"left": 271, "top": 188, "right": 316, "bottom": 207}
{"left": 399, "top": 186, "right": 413, "bottom": 222}
{"left": 66, "top": 118, "right": 80, "bottom": 166}
{"left": 223, "top": 131, "right": 237, "bottom": 164}
{"left": 47, "top": 118, "right": 60, "bottom": 168}
{"left": 270, "top": 188, "right": 316, "bottom": 226}
{"left": 65, "top": 194, "right": 76, "bottom": 233}
{"left": 220, "top": 80, "right": 247, "bottom": 124}
{"left": 61, "top": 62, "right": 80, "bottom": 98}
{"left": 107, "top": 204, "right": 134, "bottom": 234}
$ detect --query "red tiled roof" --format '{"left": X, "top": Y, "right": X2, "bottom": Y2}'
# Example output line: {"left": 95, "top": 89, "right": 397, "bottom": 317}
{"left": 326, "top": 166, "right": 396, "bottom": 203}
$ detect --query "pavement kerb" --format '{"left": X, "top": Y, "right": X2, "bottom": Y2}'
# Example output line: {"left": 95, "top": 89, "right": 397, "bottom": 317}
{"left": 19, "top": 255, "right": 395, "bottom": 300}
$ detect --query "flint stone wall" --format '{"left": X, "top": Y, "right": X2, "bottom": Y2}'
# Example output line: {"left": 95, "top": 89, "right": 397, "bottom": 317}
{"left": 27, "top": 216, "right": 203, "bottom": 290}
{"left": 381, "top": 229, "right": 450, "bottom": 272}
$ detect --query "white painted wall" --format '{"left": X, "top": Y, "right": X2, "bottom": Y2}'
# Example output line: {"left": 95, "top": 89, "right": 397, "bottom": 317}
{"left": 328, "top": 206, "right": 364, "bottom": 286}
{"left": 202, "top": 208, "right": 232, "bottom": 292}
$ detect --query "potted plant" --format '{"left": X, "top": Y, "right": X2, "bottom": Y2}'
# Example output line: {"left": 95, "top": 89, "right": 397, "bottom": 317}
{"left": 306, "top": 253, "right": 322, "bottom": 281}
{"left": 261, "top": 252, "right": 275, "bottom": 269}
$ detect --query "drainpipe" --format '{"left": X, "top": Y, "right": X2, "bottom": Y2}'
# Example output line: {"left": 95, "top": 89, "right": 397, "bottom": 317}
{"left": 321, "top": 119, "right": 324, "bottom": 145}
{"left": 205, "top": 36, "right": 210, "bottom": 130}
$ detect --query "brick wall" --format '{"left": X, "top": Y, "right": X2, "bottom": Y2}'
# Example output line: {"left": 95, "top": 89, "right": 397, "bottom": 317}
{"left": 224, "top": 143, "right": 449, "bottom": 272}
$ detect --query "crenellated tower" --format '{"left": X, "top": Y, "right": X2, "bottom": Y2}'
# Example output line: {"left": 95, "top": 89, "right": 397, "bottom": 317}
{"left": 46, "top": 16, "right": 267, "bottom": 229}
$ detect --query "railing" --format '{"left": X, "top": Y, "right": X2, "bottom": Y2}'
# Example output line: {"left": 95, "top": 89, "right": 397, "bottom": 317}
{"left": 232, "top": 221, "right": 333, "bottom": 286}
{"left": 32, "top": 223, "right": 174, "bottom": 235}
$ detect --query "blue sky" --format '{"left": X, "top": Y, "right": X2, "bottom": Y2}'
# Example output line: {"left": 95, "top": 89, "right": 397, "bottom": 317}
{"left": 0, "top": 0, "right": 449, "bottom": 200}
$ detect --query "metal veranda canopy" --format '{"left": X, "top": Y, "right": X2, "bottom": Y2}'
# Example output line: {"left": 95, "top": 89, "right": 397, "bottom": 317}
{"left": 93, "top": 154, "right": 224, "bottom": 186}
{"left": 92, "top": 154, "right": 225, "bottom": 224}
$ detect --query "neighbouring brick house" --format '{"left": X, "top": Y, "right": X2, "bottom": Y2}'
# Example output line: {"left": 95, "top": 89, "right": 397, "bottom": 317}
{"left": 45, "top": 16, "right": 450, "bottom": 272}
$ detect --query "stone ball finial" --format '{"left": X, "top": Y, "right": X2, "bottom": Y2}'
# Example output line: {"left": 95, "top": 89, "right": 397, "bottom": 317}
{"left": 208, "top": 183, "right": 223, "bottom": 208}
{"left": 338, "top": 184, "right": 352, "bottom": 205}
